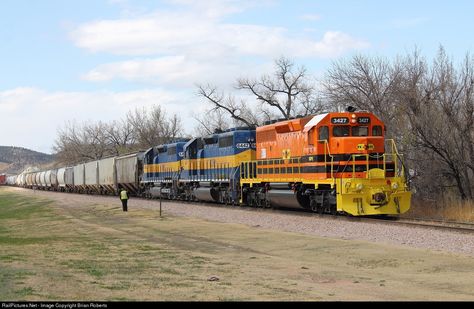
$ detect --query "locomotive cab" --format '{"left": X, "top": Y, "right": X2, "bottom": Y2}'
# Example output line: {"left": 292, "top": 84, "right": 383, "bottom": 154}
{"left": 306, "top": 112, "right": 385, "bottom": 158}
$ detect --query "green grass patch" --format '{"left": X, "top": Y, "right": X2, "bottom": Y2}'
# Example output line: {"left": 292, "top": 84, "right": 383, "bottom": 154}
{"left": 0, "top": 236, "right": 59, "bottom": 245}
{"left": 0, "top": 194, "right": 54, "bottom": 220}
{"left": 59, "top": 260, "right": 107, "bottom": 278}
{"left": 14, "top": 287, "right": 35, "bottom": 298}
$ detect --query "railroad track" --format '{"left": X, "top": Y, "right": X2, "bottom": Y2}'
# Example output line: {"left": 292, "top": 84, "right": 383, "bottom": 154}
{"left": 390, "top": 217, "right": 474, "bottom": 233}
{"left": 9, "top": 186, "right": 474, "bottom": 233}
{"left": 151, "top": 196, "right": 474, "bottom": 233}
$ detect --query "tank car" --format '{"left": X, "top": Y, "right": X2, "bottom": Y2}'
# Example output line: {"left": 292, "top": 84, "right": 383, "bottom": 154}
{"left": 57, "top": 167, "right": 74, "bottom": 192}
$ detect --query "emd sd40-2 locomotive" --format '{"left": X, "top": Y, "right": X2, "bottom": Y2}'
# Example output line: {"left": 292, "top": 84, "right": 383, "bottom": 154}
{"left": 239, "top": 110, "right": 411, "bottom": 216}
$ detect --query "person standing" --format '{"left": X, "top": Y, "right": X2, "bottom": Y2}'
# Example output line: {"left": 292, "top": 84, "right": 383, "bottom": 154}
{"left": 119, "top": 188, "right": 129, "bottom": 212}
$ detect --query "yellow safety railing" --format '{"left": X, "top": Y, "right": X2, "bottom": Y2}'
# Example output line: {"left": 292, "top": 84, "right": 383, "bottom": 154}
{"left": 239, "top": 139, "right": 408, "bottom": 183}
{"left": 240, "top": 139, "right": 336, "bottom": 184}
{"left": 385, "top": 139, "right": 405, "bottom": 178}
{"left": 345, "top": 139, "right": 405, "bottom": 180}
{"left": 319, "top": 139, "right": 335, "bottom": 185}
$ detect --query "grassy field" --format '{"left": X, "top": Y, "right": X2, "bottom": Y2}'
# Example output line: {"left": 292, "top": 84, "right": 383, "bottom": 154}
{"left": 0, "top": 187, "right": 473, "bottom": 301}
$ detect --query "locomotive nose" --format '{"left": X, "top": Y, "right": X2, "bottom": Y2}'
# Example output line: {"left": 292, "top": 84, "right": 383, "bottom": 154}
{"left": 333, "top": 136, "right": 384, "bottom": 154}
{"left": 355, "top": 137, "right": 385, "bottom": 153}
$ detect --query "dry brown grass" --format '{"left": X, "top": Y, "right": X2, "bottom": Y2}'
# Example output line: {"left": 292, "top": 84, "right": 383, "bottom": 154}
{"left": 0, "top": 162, "right": 11, "bottom": 172}
{"left": 1, "top": 187, "right": 474, "bottom": 301}
{"left": 405, "top": 194, "right": 474, "bottom": 223}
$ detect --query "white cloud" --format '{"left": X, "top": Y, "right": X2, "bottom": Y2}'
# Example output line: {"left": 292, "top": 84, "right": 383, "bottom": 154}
{"left": 0, "top": 87, "right": 194, "bottom": 153}
{"left": 81, "top": 55, "right": 271, "bottom": 89}
{"left": 83, "top": 56, "right": 191, "bottom": 83}
{"left": 167, "top": 0, "right": 261, "bottom": 19}
{"left": 72, "top": 6, "right": 369, "bottom": 88}
{"left": 71, "top": 11, "right": 368, "bottom": 58}
{"left": 306, "top": 31, "right": 370, "bottom": 58}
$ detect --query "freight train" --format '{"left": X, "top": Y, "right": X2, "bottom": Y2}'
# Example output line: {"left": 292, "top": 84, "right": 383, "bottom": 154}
{"left": 6, "top": 110, "right": 411, "bottom": 216}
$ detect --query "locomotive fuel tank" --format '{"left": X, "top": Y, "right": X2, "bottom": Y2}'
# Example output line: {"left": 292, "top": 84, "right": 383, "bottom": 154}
{"left": 266, "top": 189, "right": 301, "bottom": 209}
{"left": 193, "top": 185, "right": 219, "bottom": 202}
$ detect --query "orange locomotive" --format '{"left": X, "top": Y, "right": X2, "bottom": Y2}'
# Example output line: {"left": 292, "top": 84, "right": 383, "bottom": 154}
{"left": 240, "top": 110, "right": 411, "bottom": 216}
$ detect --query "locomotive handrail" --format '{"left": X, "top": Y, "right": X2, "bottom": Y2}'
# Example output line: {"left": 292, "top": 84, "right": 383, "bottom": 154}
{"left": 318, "top": 139, "right": 335, "bottom": 185}
{"left": 350, "top": 154, "right": 369, "bottom": 179}
{"left": 385, "top": 139, "right": 405, "bottom": 179}
{"left": 343, "top": 139, "right": 406, "bottom": 180}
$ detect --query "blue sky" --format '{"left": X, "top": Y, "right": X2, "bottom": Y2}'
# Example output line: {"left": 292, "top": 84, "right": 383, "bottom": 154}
{"left": 1, "top": 0, "right": 473, "bottom": 153}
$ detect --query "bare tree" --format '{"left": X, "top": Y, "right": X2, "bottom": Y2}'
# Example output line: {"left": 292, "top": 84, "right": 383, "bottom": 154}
{"left": 54, "top": 104, "right": 183, "bottom": 165}
{"left": 197, "top": 57, "right": 324, "bottom": 130}
{"left": 236, "top": 57, "right": 319, "bottom": 119}
{"left": 127, "top": 105, "right": 183, "bottom": 149}
{"left": 105, "top": 119, "right": 136, "bottom": 155}
{"left": 323, "top": 54, "right": 403, "bottom": 130}
{"left": 323, "top": 47, "right": 474, "bottom": 201}
{"left": 193, "top": 107, "right": 229, "bottom": 136}
{"left": 196, "top": 84, "right": 258, "bottom": 128}
{"left": 399, "top": 48, "right": 474, "bottom": 199}
{"left": 54, "top": 120, "right": 114, "bottom": 164}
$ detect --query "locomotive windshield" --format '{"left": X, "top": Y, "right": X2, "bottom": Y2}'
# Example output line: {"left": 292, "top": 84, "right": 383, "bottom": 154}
{"left": 333, "top": 125, "right": 382, "bottom": 137}
{"left": 333, "top": 126, "right": 350, "bottom": 137}
{"left": 352, "top": 126, "right": 368, "bottom": 136}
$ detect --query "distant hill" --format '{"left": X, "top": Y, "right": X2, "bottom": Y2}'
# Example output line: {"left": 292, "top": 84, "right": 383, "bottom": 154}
{"left": 0, "top": 146, "right": 55, "bottom": 174}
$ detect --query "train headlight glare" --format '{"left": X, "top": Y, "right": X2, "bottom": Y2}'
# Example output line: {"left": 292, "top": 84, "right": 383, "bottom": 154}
{"left": 356, "top": 183, "right": 364, "bottom": 191}
{"left": 391, "top": 182, "right": 399, "bottom": 190}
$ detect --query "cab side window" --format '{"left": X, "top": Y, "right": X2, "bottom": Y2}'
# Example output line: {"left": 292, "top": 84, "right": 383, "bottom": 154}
{"left": 308, "top": 128, "right": 315, "bottom": 145}
{"left": 318, "top": 126, "right": 329, "bottom": 141}
{"left": 372, "top": 125, "right": 383, "bottom": 136}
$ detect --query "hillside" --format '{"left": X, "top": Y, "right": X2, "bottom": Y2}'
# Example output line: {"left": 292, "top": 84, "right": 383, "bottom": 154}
{"left": 0, "top": 146, "right": 55, "bottom": 174}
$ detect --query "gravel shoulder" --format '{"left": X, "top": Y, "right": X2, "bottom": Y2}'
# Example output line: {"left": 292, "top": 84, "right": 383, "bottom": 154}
{"left": 11, "top": 187, "right": 474, "bottom": 256}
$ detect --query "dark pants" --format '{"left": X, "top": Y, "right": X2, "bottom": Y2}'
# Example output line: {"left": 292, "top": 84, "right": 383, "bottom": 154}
{"left": 121, "top": 199, "right": 128, "bottom": 211}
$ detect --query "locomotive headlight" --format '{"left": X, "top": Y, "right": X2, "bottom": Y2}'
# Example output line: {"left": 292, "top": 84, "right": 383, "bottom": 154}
{"left": 391, "top": 182, "right": 399, "bottom": 190}
{"left": 355, "top": 183, "right": 364, "bottom": 191}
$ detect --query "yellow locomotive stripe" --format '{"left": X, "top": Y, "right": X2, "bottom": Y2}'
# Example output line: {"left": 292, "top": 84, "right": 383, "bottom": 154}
{"left": 144, "top": 149, "right": 256, "bottom": 174}
{"left": 181, "top": 149, "right": 256, "bottom": 171}
{"left": 144, "top": 161, "right": 181, "bottom": 173}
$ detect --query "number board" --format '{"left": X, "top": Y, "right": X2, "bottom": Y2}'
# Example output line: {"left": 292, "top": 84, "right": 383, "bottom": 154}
{"left": 357, "top": 117, "right": 370, "bottom": 124}
{"left": 331, "top": 117, "right": 349, "bottom": 124}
